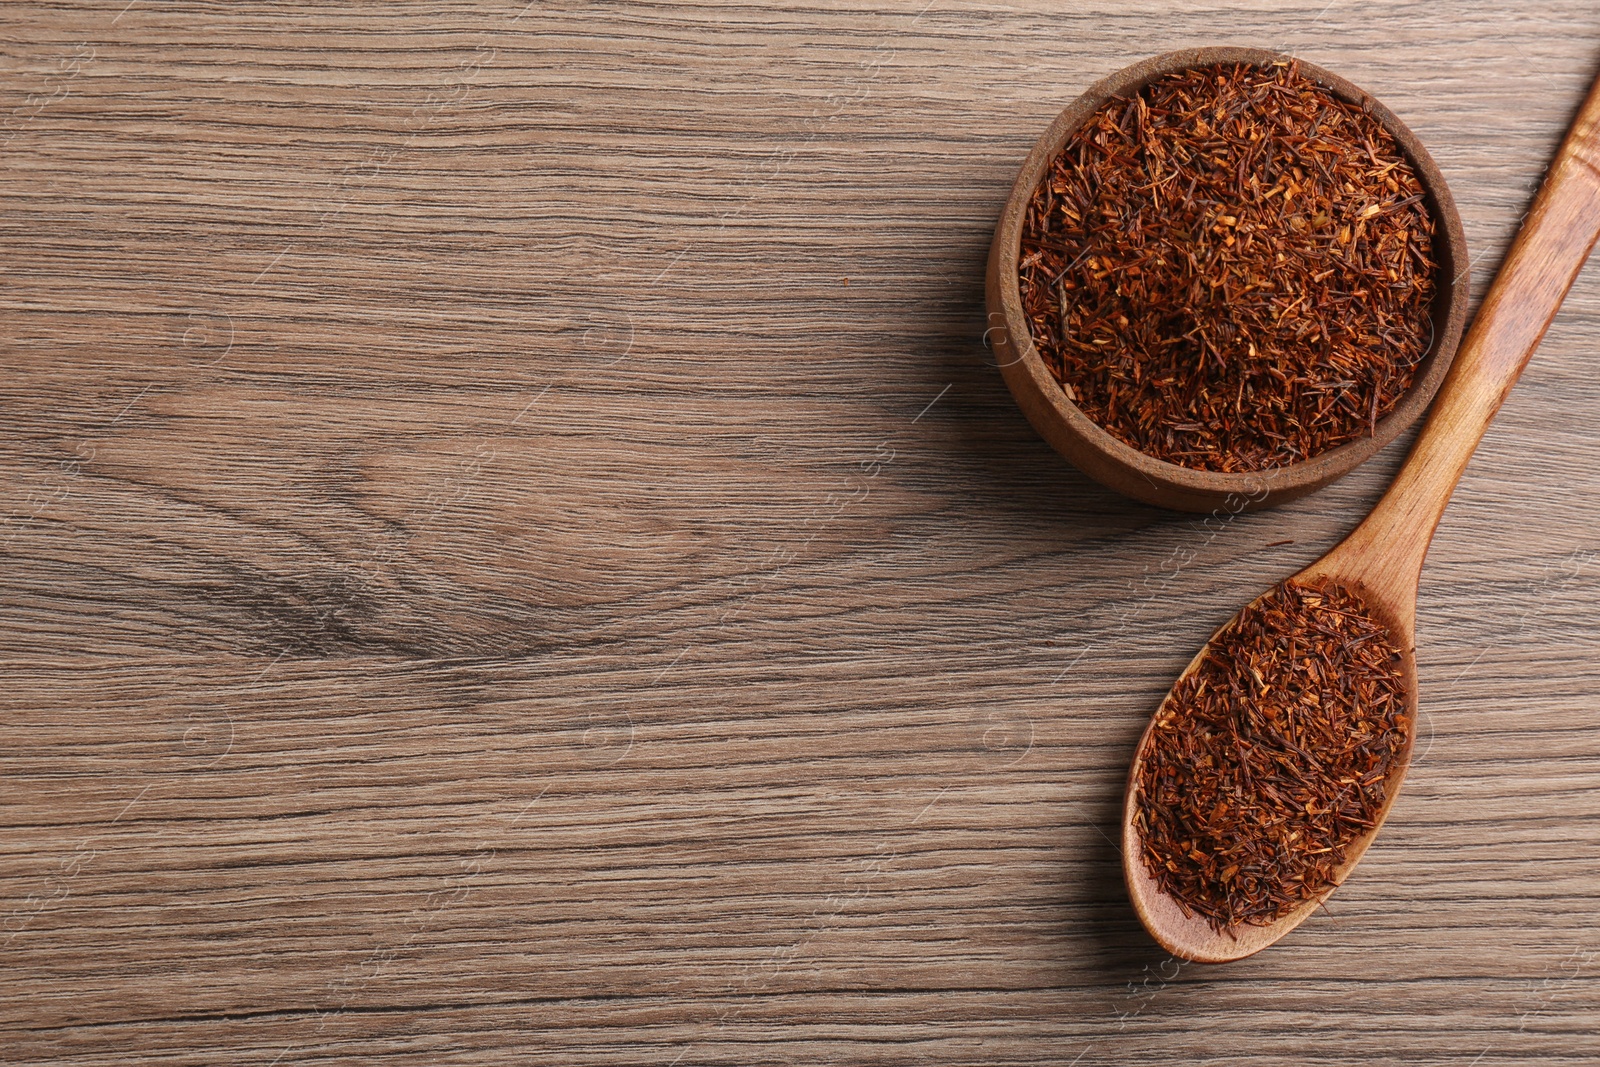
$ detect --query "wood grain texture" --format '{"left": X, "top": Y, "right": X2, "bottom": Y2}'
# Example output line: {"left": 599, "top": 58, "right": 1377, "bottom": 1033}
{"left": 2, "top": 1, "right": 1599, "bottom": 1063}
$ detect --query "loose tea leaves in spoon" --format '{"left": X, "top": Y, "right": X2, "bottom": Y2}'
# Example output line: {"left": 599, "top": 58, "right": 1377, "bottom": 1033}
{"left": 1132, "top": 579, "right": 1409, "bottom": 930}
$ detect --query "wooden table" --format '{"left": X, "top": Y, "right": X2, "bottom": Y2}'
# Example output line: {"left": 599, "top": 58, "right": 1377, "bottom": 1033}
{"left": 4, "top": 2, "right": 1598, "bottom": 1063}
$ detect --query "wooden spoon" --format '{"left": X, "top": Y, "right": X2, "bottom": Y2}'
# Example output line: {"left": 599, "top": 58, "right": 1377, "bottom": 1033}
{"left": 1123, "top": 68, "right": 1600, "bottom": 964}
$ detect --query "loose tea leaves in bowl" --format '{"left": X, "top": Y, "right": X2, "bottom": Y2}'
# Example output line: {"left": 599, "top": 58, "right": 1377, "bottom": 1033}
{"left": 1131, "top": 579, "right": 1409, "bottom": 931}
{"left": 1019, "top": 60, "right": 1439, "bottom": 473}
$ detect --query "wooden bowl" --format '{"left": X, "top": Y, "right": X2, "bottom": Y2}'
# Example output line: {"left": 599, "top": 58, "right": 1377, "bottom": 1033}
{"left": 984, "top": 47, "right": 1470, "bottom": 513}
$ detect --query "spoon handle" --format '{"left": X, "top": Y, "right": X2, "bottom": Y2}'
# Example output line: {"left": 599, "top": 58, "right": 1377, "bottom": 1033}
{"left": 1327, "top": 69, "right": 1600, "bottom": 596}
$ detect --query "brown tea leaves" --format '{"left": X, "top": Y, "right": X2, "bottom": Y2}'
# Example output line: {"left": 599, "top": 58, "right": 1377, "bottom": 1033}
{"left": 1133, "top": 579, "right": 1410, "bottom": 930}
{"left": 1020, "top": 61, "right": 1438, "bottom": 472}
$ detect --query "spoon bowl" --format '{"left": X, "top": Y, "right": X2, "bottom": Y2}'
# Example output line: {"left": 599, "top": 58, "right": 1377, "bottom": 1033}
{"left": 1121, "top": 571, "right": 1419, "bottom": 963}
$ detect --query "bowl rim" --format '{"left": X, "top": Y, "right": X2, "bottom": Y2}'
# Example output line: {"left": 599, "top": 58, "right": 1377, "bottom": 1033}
{"left": 990, "top": 45, "right": 1471, "bottom": 503}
